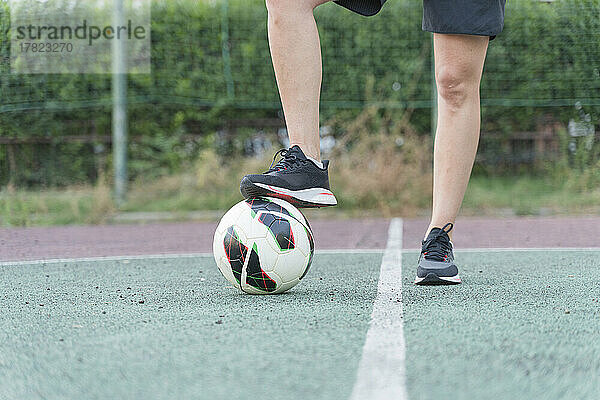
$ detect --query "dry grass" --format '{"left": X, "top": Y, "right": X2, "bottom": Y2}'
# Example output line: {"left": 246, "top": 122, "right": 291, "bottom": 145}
{"left": 328, "top": 106, "right": 432, "bottom": 216}
{"left": 123, "top": 106, "right": 434, "bottom": 216}
{"left": 123, "top": 149, "right": 273, "bottom": 212}
{"left": 0, "top": 178, "right": 115, "bottom": 226}
{"left": 6, "top": 106, "right": 598, "bottom": 227}
{"left": 88, "top": 174, "right": 116, "bottom": 224}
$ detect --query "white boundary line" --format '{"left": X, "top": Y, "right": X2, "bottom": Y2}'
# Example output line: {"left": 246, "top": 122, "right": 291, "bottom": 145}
{"left": 0, "top": 249, "right": 386, "bottom": 267}
{"left": 2, "top": 247, "right": 598, "bottom": 267}
{"left": 0, "top": 253, "right": 213, "bottom": 267}
{"left": 404, "top": 247, "right": 600, "bottom": 252}
{"left": 316, "top": 249, "right": 385, "bottom": 254}
{"left": 349, "top": 218, "right": 408, "bottom": 400}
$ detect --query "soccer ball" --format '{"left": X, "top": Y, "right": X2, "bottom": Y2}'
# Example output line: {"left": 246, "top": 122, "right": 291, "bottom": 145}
{"left": 213, "top": 197, "right": 315, "bottom": 294}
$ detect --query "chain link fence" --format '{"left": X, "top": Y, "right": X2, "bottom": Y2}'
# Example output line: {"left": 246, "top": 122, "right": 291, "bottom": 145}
{"left": 0, "top": 0, "right": 599, "bottom": 187}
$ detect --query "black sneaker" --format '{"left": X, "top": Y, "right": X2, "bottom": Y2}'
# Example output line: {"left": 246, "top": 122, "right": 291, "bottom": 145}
{"left": 414, "top": 223, "right": 462, "bottom": 285}
{"left": 240, "top": 145, "right": 337, "bottom": 208}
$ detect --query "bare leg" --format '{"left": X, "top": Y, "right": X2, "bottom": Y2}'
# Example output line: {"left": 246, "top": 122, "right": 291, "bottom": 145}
{"left": 427, "top": 34, "right": 490, "bottom": 238}
{"left": 266, "top": 0, "right": 331, "bottom": 161}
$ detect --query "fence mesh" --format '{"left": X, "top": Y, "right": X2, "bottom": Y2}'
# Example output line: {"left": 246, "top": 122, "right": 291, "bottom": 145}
{"left": 0, "top": 0, "right": 599, "bottom": 188}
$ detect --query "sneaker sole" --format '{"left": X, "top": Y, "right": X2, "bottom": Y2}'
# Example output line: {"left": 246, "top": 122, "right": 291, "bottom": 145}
{"left": 240, "top": 178, "right": 338, "bottom": 208}
{"left": 414, "top": 273, "right": 462, "bottom": 285}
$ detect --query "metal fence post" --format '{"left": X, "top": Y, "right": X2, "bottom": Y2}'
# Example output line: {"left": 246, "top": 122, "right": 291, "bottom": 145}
{"left": 221, "top": 0, "right": 235, "bottom": 100}
{"left": 112, "top": 0, "right": 128, "bottom": 206}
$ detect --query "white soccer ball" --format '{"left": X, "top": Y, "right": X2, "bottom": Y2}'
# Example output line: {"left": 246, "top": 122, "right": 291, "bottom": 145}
{"left": 213, "top": 197, "right": 315, "bottom": 294}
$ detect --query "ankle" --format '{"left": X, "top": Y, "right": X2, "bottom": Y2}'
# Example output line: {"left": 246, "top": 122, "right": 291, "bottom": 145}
{"left": 290, "top": 143, "right": 320, "bottom": 161}
{"left": 425, "top": 222, "right": 454, "bottom": 240}
{"left": 306, "top": 155, "right": 324, "bottom": 169}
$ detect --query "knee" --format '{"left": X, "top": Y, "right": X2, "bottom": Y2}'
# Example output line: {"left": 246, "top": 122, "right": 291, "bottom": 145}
{"left": 435, "top": 66, "right": 480, "bottom": 111}
{"left": 266, "top": 0, "right": 314, "bottom": 21}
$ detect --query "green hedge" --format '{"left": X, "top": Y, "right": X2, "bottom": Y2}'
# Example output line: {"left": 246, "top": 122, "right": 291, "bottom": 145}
{"left": 0, "top": 0, "right": 599, "bottom": 187}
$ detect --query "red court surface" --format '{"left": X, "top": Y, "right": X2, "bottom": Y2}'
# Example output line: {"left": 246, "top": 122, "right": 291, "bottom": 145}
{"left": 1, "top": 216, "right": 598, "bottom": 262}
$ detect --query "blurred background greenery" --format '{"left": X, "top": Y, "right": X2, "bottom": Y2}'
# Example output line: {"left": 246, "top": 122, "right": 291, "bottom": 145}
{"left": 0, "top": 0, "right": 599, "bottom": 226}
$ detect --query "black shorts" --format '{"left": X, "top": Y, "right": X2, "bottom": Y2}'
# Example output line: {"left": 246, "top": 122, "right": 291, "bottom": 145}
{"left": 334, "top": 0, "right": 506, "bottom": 39}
